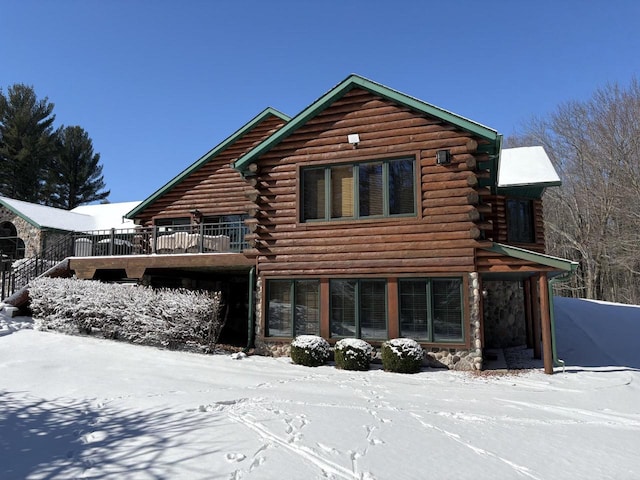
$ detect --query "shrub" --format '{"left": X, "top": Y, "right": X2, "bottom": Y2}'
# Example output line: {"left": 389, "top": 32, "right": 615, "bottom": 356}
{"left": 381, "top": 338, "right": 424, "bottom": 373}
{"left": 28, "top": 277, "right": 224, "bottom": 352}
{"left": 290, "top": 335, "right": 330, "bottom": 367}
{"left": 334, "top": 338, "right": 373, "bottom": 371}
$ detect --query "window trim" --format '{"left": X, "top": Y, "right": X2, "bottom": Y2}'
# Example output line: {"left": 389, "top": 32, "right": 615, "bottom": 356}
{"left": 398, "top": 277, "right": 465, "bottom": 343}
{"left": 329, "top": 278, "right": 388, "bottom": 340}
{"left": 301, "top": 156, "right": 417, "bottom": 223}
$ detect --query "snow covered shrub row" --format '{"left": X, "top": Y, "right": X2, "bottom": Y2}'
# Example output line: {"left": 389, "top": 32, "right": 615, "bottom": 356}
{"left": 290, "top": 335, "right": 331, "bottom": 367}
{"left": 381, "top": 338, "right": 424, "bottom": 373}
{"left": 334, "top": 338, "right": 374, "bottom": 371}
{"left": 29, "top": 277, "right": 224, "bottom": 352}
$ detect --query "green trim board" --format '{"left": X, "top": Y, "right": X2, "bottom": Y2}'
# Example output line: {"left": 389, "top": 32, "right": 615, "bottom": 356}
{"left": 233, "top": 74, "right": 501, "bottom": 174}
{"left": 0, "top": 198, "right": 42, "bottom": 229}
{"left": 483, "top": 242, "right": 578, "bottom": 274}
{"left": 125, "top": 107, "right": 291, "bottom": 220}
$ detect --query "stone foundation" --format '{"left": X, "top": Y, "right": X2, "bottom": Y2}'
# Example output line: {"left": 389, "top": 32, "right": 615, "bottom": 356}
{"left": 483, "top": 280, "right": 526, "bottom": 348}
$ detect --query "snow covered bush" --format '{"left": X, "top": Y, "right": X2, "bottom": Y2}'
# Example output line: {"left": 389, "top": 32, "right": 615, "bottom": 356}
{"left": 290, "top": 335, "right": 330, "bottom": 367}
{"left": 381, "top": 338, "right": 424, "bottom": 374}
{"left": 334, "top": 338, "right": 373, "bottom": 371}
{"left": 29, "top": 277, "right": 224, "bottom": 352}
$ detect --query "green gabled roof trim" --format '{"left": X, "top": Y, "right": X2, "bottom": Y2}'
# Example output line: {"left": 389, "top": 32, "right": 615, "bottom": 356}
{"left": 0, "top": 198, "right": 42, "bottom": 229}
{"left": 484, "top": 242, "right": 579, "bottom": 273}
{"left": 125, "top": 107, "right": 291, "bottom": 219}
{"left": 233, "top": 74, "right": 500, "bottom": 173}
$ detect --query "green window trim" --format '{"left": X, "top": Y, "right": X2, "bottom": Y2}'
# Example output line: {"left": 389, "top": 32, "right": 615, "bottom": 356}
{"left": 266, "top": 279, "right": 320, "bottom": 337}
{"left": 399, "top": 277, "right": 464, "bottom": 343}
{"left": 330, "top": 279, "right": 388, "bottom": 340}
{"left": 302, "top": 157, "right": 416, "bottom": 222}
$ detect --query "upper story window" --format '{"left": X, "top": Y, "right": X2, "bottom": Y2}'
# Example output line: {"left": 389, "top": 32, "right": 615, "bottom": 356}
{"left": 506, "top": 198, "right": 535, "bottom": 243}
{"left": 302, "top": 157, "right": 416, "bottom": 222}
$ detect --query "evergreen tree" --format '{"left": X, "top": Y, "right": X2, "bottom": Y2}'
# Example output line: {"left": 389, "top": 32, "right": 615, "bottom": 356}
{"left": 0, "top": 84, "right": 56, "bottom": 202}
{"left": 47, "top": 125, "right": 110, "bottom": 209}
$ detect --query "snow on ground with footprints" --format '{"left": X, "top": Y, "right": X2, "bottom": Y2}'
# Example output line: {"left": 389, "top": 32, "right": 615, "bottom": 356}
{"left": 1, "top": 297, "right": 639, "bottom": 479}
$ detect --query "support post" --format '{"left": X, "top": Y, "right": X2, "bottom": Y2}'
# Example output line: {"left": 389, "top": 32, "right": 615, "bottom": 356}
{"left": 539, "top": 273, "right": 554, "bottom": 374}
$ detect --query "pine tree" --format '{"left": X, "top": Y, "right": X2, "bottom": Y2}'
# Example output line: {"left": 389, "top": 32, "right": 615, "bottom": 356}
{"left": 47, "top": 125, "right": 110, "bottom": 209}
{"left": 0, "top": 84, "right": 56, "bottom": 202}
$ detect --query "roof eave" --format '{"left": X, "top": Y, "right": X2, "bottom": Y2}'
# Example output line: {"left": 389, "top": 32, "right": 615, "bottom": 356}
{"left": 125, "top": 107, "right": 291, "bottom": 220}
{"left": 234, "top": 74, "right": 500, "bottom": 174}
{"left": 0, "top": 199, "right": 42, "bottom": 229}
{"left": 484, "top": 242, "right": 579, "bottom": 273}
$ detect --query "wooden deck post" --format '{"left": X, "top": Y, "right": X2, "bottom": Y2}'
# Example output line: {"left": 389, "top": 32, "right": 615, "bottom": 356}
{"left": 531, "top": 276, "right": 542, "bottom": 360}
{"left": 538, "top": 273, "right": 554, "bottom": 374}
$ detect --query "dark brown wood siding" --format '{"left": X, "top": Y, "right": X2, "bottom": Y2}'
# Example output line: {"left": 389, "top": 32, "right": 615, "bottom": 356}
{"left": 483, "top": 195, "right": 545, "bottom": 252}
{"left": 249, "top": 88, "right": 488, "bottom": 277}
{"left": 133, "top": 114, "right": 287, "bottom": 226}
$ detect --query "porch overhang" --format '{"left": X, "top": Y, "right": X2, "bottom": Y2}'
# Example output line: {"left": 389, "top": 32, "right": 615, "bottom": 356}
{"left": 480, "top": 243, "right": 578, "bottom": 280}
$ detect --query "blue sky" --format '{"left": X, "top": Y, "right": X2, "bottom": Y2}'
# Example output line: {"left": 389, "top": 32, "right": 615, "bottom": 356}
{"left": 1, "top": 0, "right": 639, "bottom": 203}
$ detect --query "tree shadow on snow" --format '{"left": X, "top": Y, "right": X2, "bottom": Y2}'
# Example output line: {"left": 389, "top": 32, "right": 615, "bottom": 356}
{"left": 0, "top": 390, "right": 226, "bottom": 479}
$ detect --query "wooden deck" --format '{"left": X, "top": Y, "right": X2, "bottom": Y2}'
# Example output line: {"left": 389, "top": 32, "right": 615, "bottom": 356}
{"left": 69, "top": 252, "right": 254, "bottom": 280}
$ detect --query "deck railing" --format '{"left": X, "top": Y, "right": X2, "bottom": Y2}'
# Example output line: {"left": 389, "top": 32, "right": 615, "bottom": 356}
{"left": 71, "top": 220, "right": 250, "bottom": 257}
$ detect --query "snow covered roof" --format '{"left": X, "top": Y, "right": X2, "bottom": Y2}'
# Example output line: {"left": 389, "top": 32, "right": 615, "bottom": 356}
{"left": 497, "top": 146, "right": 561, "bottom": 188}
{"left": 0, "top": 196, "right": 141, "bottom": 232}
{"left": 71, "top": 201, "right": 141, "bottom": 230}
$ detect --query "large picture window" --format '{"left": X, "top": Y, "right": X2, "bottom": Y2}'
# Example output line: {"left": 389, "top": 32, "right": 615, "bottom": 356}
{"left": 506, "top": 198, "right": 535, "bottom": 243}
{"left": 302, "top": 157, "right": 415, "bottom": 222}
{"left": 266, "top": 280, "right": 320, "bottom": 337}
{"left": 330, "top": 279, "right": 387, "bottom": 339}
{"left": 399, "top": 278, "right": 463, "bottom": 342}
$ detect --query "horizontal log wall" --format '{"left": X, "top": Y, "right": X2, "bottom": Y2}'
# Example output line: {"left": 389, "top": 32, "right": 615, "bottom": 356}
{"left": 251, "top": 88, "right": 488, "bottom": 277}
{"left": 133, "top": 114, "right": 287, "bottom": 226}
{"left": 484, "top": 195, "right": 545, "bottom": 251}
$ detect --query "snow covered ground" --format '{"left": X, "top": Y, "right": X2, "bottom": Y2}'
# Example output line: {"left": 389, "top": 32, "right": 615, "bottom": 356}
{"left": 1, "top": 297, "right": 639, "bottom": 479}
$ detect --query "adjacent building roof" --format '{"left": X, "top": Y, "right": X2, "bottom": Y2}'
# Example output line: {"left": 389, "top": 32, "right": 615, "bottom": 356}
{"left": 0, "top": 196, "right": 140, "bottom": 232}
{"left": 125, "top": 107, "right": 291, "bottom": 220}
{"left": 498, "top": 146, "right": 561, "bottom": 189}
{"left": 233, "top": 74, "right": 501, "bottom": 174}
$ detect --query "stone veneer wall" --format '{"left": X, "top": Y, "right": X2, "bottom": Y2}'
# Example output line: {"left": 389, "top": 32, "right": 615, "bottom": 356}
{"left": 254, "top": 273, "right": 484, "bottom": 371}
{"left": 482, "top": 280, "right": 526, "bottom": 348}
{"left": 0, "top": 207, "right": 42, "bottom": 258}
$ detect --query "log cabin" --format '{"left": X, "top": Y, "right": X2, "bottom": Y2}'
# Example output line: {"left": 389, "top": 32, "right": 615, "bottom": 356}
{"left": 8, "top": 75, "right": 577, "bottom": 373}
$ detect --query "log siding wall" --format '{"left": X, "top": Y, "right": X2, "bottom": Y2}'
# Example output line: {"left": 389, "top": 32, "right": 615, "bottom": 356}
{"left": 249, "top": 89, "right": 487, "bottom": 277}
{"left": 133, "top": 115, "right": 287, "bottom": 226}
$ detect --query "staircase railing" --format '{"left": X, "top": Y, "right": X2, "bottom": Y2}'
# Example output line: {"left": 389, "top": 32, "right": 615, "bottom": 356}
{"left": 1, "top": 232, "right": 75, "bottom": 300}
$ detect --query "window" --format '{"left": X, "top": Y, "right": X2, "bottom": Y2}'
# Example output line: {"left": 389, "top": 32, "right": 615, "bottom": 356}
{"left": 155, "top": 217, "right": 190, "bottom": 233}
{"left": 266, "top": 280, "right": 320, "bottom": 337}
{"left": 506, "top": 199, "right": 535, "bottom": 243}
{"left": 399, "top": 278, "right": 463, "bottom": 342}
{"left": 330, "top": 279, "right": 387, "bottom": 339}
{"left": 302, "top": 157, "right": 415, "bottom": 222}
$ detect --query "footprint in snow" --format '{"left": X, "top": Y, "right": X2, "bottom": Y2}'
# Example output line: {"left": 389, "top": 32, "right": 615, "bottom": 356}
{"left": 225, "top": 453, "right": 246, "bottom": 463}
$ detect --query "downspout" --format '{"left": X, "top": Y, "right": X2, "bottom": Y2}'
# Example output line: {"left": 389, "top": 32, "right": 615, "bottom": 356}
{"left": 548, "top": 270, "right": 574, "bottom": 371}
{"left": 244, "top": 266, "right": 256, "bottom": 353}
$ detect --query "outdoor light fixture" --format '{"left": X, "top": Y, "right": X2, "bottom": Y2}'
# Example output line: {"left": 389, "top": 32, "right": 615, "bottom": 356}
{"left": 436, "top": 149, "right": 451, "bottom": 165}
{"left": 347, "top": 133, "right": 360, "bottom": 148}
{"left": 189, "top": 209, "right": 202, "bottom": 218}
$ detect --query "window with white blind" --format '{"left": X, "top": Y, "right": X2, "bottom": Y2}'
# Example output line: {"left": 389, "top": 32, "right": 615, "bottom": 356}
{"left": 266, "top": 279, "right": 320, "bottom": 337}
{"left": 302, "top": 157, "right": 415, "bottom": 222}
{"left": 399, "top": 278, "right": 464, "bottom": 342}
{"left": 330, "top": 279, "right": 387, "bottom": 339}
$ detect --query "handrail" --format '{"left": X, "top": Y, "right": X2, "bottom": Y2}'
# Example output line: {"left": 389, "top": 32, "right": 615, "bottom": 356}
{"left": 0, "top": 220, "right": 249, "bottom": 300}
{"left": 1, "top": 232, "right": 76, "bottom": 300}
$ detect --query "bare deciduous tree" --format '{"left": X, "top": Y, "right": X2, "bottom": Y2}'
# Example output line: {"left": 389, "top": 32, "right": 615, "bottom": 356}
{"left": 509, "top": 78, "right": 640, "bottom": 304}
